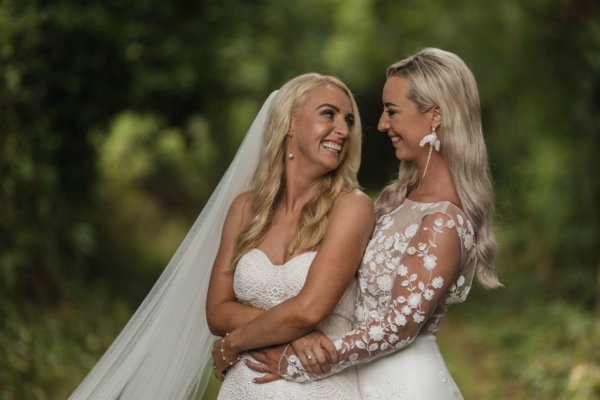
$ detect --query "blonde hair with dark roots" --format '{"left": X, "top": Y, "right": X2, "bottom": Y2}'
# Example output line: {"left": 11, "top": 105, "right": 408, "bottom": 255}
{"left": 230, "top": 73, "right": 362, "bottom": 270}
{"left": 375, "top": 48, "right": 501, "bottom": 288}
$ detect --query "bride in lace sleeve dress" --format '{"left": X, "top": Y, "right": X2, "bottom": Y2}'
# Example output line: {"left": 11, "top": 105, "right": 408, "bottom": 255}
{"left": 248, "top": 48, "right": 502, "bottom": 399}
{"left": 206, "top": 73, "right": 374, "bottom": 399}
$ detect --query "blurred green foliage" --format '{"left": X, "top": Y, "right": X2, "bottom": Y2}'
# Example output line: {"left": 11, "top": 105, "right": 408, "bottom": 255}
{"left": 1, "top": 0, "right": 599, "bottom": 399}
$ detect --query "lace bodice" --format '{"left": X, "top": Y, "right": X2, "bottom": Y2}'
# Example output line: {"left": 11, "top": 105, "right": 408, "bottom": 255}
{"left": 218, "top": 249, "right": 360, "bottom": 399}
{"left": 233, "top": 249, "right": 358, "bottom": 338}
{"left": 279, "top": 199, "right": 477, "bottom": 382}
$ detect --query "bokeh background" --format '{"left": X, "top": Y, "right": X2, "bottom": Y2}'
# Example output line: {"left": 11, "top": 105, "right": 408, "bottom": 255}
{"left": 1, "top": 0, "right": 599, "bottom": 399}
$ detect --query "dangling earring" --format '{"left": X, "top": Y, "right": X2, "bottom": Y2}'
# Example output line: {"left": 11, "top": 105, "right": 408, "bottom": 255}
{"left": 418, "top": 126, "right": 441, "bottom": 179}
{"left": 286, "top": 131, "right": 294, "bottom": 160}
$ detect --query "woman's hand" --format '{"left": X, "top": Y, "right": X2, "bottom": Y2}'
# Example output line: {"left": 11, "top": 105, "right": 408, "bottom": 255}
{"left": 211, "top": 334, "right": 241, "bottom": 381}
{"left": 246, "top": 331, "right": 338, "bottom": 383}
{"left": 290, "top": 330, "right": 338, "bottom": 376}
{"left": 246, "top": 345, "right": 287, "bottom": 383}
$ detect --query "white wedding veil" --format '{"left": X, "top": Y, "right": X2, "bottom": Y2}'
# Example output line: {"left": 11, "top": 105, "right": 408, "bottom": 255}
{"left": 70, "top": 91, "right": 279, "bottom": 400}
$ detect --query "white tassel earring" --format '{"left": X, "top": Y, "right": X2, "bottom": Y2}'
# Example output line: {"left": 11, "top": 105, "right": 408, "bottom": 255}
{"left": 418, "top": 126, "right": 441, "bottom": 179}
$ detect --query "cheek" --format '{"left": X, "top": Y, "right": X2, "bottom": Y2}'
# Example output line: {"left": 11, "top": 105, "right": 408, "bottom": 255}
{"left": 304, "top": 121, "right": 323, "bottom": 138}
{"left": 389, "top": 120, "right": 406, "bottom": 137}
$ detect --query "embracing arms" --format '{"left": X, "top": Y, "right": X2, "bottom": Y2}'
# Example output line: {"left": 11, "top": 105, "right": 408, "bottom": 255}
{"left": 274, "top": 212, "right": 471, "bottom": 382}
{"left": 227, "top": 190, "right": 373, "bottom": 349}
{"left": 206, "top": 189, "right": 374, "bottom": 375}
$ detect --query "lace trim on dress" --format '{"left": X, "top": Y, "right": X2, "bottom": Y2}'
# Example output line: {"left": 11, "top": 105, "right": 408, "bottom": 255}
{"left": 279, "top": 201, "right": 476, "bottom": 382}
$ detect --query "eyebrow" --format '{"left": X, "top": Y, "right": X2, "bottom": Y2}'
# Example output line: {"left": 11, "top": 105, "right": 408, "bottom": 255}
{"left": 317, "top": 103, "right": 340, "bottom": 112}
{"left": 384, "top": 102, "right": 398, "bottom": 108}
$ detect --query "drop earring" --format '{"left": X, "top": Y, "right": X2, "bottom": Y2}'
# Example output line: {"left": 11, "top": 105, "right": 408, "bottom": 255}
{"left": 286, "top": 131, "right": 294, "bottom": 160}
{"left": 418, "top": 126, "right": 441, "bottom": 179}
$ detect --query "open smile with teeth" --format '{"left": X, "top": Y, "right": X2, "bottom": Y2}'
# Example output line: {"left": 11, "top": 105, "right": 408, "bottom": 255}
{"left": 321, "top": 141, "right": 343, "bottom": 155}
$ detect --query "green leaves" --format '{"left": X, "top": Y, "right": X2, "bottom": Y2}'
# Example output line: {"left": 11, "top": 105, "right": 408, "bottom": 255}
{"left": 1, "top": 1, "right": 599, "bottom": 398}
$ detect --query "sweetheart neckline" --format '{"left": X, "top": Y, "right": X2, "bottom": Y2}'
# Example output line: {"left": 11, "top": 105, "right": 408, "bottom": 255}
{"left": 249, "top": 248, "right": 317, "bottom": 267}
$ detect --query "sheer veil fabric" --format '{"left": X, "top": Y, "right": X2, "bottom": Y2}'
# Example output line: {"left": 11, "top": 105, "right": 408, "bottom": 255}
{"left": 70, "top": 91, "right": 278, "bottom": 400}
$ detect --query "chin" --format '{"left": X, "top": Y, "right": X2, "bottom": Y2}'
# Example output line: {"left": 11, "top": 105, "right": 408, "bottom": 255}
{"left": 394, "top": 149, "right": 407, "bottom": 161}
{"left": 324, "top": 159, "right": 343, "bottom": 173}
{"left": 325, "top": 162, "right": 341, "bottom": 172}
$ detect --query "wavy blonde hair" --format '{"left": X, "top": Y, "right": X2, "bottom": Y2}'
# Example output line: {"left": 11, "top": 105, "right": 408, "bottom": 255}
{"left": 375, "top": 48, "right": 501, "bottom": 288}
{"left": 230, "top": 73, "right": 362, "bottom": 270}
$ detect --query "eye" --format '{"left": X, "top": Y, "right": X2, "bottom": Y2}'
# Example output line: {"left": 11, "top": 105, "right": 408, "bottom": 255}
{"left": 321, "top": 110, "right": 335, "bottom": 120}
{"left": 386, "top": 109, "right": 397, "bottom": 117}
{"left": 345, "top": 115, "right": 355, "bottom": 128}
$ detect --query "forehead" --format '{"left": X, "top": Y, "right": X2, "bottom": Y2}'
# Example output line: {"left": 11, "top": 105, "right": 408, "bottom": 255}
{"left": 303, "top": 83, "right": 353, "bottom": 112}
{"left": 382, "top": 76, "right": 412, "bottom": 103}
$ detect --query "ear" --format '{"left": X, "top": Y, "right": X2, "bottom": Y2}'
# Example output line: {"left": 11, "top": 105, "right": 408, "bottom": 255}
{"left": 431, "top": 107, "right": 441, "bottom": 130}
{"left": 288, "top": 115, "right": 296, "bottom": 134}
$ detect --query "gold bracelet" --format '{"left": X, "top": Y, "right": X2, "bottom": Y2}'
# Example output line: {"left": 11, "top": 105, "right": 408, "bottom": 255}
{"left": 220, "top": 333, "right": 241, "bottom": 366}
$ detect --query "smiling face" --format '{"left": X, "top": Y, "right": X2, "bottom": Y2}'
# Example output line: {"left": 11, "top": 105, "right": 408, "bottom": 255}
{"left": 288, "top": 83, "right": 355, "bottom": 174}
{"left": 377, "top": 76, "right": 438, "bottom": 161}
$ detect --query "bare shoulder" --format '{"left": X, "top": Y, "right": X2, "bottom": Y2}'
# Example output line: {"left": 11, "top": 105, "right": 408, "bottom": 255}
{"left": 333, "top": 188, "right": 373, "bottom": 210}
{"left": 225, "top": 191, "right": 254, "bottom": 231}
{"left": 330, "top": 189, "right": 374, "bottom": 224}
{"left": 229, "top": 191, "right": 253, "bottom": 212}
{"left": 318, "top": 189, "right": 374, "bottom": 254}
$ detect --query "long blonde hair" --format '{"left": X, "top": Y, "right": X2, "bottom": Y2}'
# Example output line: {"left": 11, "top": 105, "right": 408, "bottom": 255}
{"left": 230, "top": 73, "right": 362, "bottom": 270}
{"left": 375, "top": 48, "right": 501, "bottom": 288}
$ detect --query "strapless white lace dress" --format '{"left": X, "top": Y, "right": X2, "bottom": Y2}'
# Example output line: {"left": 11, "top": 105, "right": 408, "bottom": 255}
{"left": 217, "top": 249, "right": 361, "bottom": 400}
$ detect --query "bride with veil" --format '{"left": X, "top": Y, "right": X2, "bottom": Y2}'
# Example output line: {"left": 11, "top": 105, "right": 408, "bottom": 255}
{"left": 70, "top": 73, "right": 373, "bottom": 400}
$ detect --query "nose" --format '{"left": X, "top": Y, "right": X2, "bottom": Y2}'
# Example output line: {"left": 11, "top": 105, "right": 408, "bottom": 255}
{"left": 334, "top": 118, "right": 350, "bottom": 138}
{"left": 377, "top": 111, "right": 389, "bottom": 133}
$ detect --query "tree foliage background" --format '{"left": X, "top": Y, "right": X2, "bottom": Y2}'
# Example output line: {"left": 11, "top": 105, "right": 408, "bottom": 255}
{"left": 1, "top": 0, "right": 599, "bottom": 399}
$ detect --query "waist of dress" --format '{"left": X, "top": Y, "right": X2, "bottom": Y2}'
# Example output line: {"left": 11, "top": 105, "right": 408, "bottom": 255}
{"left": 415, "top": 333, "right": 437, "bottom": 342}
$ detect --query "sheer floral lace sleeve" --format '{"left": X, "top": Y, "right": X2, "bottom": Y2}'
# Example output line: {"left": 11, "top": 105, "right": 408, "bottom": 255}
{"left": 278, "top": 204, "right": 476, "bottom": 382}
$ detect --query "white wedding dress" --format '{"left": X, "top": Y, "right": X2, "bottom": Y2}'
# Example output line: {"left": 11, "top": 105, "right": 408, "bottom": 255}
{"left": 217, "top": 249, "right": 361, "bottom": 400}
{"left": 279, "top": 199, "right": 477, "bottom": 399}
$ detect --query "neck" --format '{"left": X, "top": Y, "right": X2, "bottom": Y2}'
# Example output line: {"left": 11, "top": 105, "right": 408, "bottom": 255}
{"left": 281, "top": 161, "right": 323, "bottom": 213}
{"left": 412, "top": 151, "right": 457, "bottom": 201}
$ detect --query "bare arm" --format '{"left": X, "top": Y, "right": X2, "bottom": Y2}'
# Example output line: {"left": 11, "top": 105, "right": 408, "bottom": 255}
{"left": 224, "top": 190, "right": 374, "bottom": 354}
{"left": 206, "top": 192, "right": 266, "bottom": 336}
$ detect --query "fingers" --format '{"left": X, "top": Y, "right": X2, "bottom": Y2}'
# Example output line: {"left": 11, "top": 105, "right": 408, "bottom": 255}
{"left": 212, "top": 357, "right": 227, "bottom": 377}
{"left": 289, "top": 331, "right": 337, "bottom": 376}
{"left": 304, "top": 349, "right": 329, "bottom": 376}
{"left": 253, "top": 373, "right": 281, "bottom": 384}
{"left": 214, "top": 369, "right": 225, "bottom": 381}
{"left": 296, "top": 351, "right": 318, "bottom": 376}
{"left": 248, "top": 351, "right": 270, "bottom": 365}
{"left": 320, "top": 337, "right": 339, "bottom": 365}
{"left": 290, "top": 337, "right": 315, "bottom": 373}
{"left": 311, "top": 346, "right": 331, "bottom": 375}
{"left": 244, "top": 359, "right": 282, "bottom": 383}
{"left": 305, "top": 349, "right": 326, "bottom": 376}
{"left": 245, "top": 359, "right": 274, "bottom": 374}
{"left": 212, "top": 360, "right": 226, "bottom": 381}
